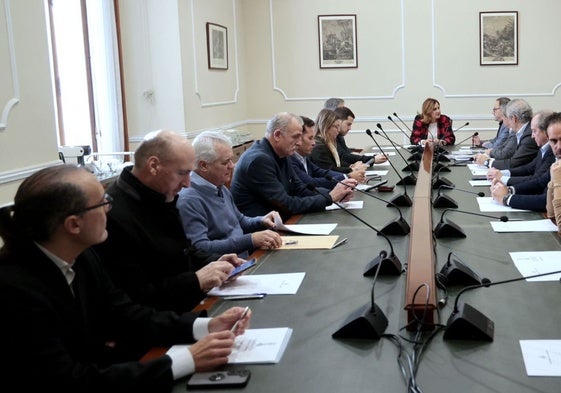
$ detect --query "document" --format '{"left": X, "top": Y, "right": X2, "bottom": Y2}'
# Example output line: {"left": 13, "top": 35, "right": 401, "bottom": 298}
{"left": 279, "top": 235, "right": 339, "bottom": 250}
{"left": 326, "top": 201, "right": 363, "bottom": 210}
{"left": 228, "top": 327, "right": 293, "bottom": 364}
{"left": 467, "top": 163, "right": 488, "bottom": 180}
{"left": 274, "top": 221, "right": 337, "bottom": 235}
{"left": 363, "top": 151, "right": 396, "bottom": 156}
{"left": 469, "top": 179, "right": 491, "bottom": 187}
{"left": 365, "top": 170, "right": 389, "bottom": 176}
{"left": 490, "top": 219, "right": 558, "bottom": 233}
{"left": 520, "top": 340, "right": 561, "bottom": 376}
{"left": 208, "top": 272, "right": 306, "bottom": 296}
{"left": 476, "top": 197, "right": 530, "bottom": 212}
{"left": 509, "top": 251, "right": 561, "bottom": 281}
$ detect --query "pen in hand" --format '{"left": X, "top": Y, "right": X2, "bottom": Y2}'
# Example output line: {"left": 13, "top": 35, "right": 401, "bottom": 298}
{"left": 231, "top": 306, "right": 250, "bottom": 333}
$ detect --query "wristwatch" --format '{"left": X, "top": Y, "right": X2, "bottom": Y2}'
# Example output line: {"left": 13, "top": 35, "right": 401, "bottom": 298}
{"left": 483, "top": 159, "right": 490, "bottom": 167}
{"left": 502, "top": 194, "right": 510, "bottom": 206}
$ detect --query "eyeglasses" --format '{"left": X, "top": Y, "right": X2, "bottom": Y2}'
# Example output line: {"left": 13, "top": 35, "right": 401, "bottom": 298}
{"left": 70, "top": 193, "right": 113, "bottom": 215}
{"left": 492, "top": 107, "right": 500, "bottom": 112}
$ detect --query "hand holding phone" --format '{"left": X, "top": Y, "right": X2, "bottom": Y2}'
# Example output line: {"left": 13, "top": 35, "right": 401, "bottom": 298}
{"left": 226, "top": 259, "right": 256, "bottom": 282}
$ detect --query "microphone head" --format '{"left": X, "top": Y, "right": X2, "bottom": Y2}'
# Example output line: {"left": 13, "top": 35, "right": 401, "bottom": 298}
{"left": 376, "top": 123, "right": 382, "bottom": 130}
{"left": 466, "top": 122, "right": 470, "bottom": 126}
{"left": 481, "top": 278, "right": 491, "bottom": 286}
{"left": 374, "top": 130, "right": 381, "bottom": 135}
{"left": 499, "top": 216, "right": 509, "bottom": 222}
{"left": 393, "top": 112, "right": 398, "bottom": 117}
{"left": 387, "top": 116, "right": 392, "bottom": 121}
{"left": 365, "top": 129, "right": 372, "bottom": 136}
{"left": 473, "top": 131, "right": 479, "bottom": 136}
{"left": 477, "top": 192, "right": 485, "bottom": 197}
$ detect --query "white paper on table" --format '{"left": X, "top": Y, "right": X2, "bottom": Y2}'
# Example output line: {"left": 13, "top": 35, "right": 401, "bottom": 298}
{"left": 490, "top": 219, "right": 558, "bottom": 233}
{"left": 208, "top": 272, "right": 306, "bottom": 296}
{"left": 520, "top": 340, "right": 561, "bottom": 376}
{"left": 370, "top": 146, "right": 397, "bottom": 151}
{"left": 469, "top": 179, "right": 491, "bottom": 187}
{"left": 372, "top": 161, "right": 390, "bottom": 167}
{"left": 365, "top": 170, "right": 388, "bottom": 176}
{"left": 363, "top": 151, "right": 396, "bottom": 156}
{"left": 509, "top": 251, "right": 561, "bottom": 281}
{"left": 476, "top": 197, "right": 530, "bottom": 212}
{"left": 228, "top": 328, "right": 293, "bottom": 364}
{"left": 274, "top": 222, "right": 337, "bottom": 235}
{"left": 326, "top": 200, "right": 364, "bottom": 210}
{"left": 467, "top": 163, "right": 488, "bottom": 179}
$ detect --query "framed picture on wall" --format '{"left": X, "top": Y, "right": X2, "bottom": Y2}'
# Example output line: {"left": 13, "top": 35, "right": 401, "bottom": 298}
{"left": 318, "top": 14, "right": 357, "bottom": 69}
{"left": 206, "top": 22, "right": 228, "bottom": 70}
{"left": 479, "top": 11, "right": 518, "bottom": 66}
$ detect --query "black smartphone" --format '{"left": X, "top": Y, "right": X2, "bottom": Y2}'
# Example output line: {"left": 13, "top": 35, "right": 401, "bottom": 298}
{"left": 362, "top": 179, "right": 388, "bottom": 192}
{"left": 226, "top": 258, "right": 256, "bottom": 281}
{"left": 187, "top": 369, "right": 251, "bottom": 389}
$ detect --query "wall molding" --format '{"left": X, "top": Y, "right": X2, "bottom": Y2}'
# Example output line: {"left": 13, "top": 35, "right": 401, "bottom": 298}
{"left": 1, "top": 0, "right": 20, "bottom": 130}
{"left": 431, "top": 0, "right": 561, "bottom": 98}
{"left": 269, "top": 0, "right": 406, "bottom": 102}
{"left": 191, "top": 0, "right": 240, "bottom": 107}
{"left": 0, "top": 160, "right": 62, "bottom": 185}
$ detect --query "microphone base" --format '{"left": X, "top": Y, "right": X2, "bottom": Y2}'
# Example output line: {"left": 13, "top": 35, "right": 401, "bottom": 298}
{"left": 443, "top": 302, "right": 494, "bottom": 341}
{"left": 380, "top": 217, "right": 410, "bottom": 236}
{"left": 408, "top": 152, "right": 422, "bottom": 161}
{"left": 363, "top": 252, "right": 402, "bottom": 276}
{"left": 388, "top": 193, "right": 413, "bottom": 207}
{"left": 439, "top": 257, "right": 482, "bottom": 286}
{"left": 401, "top": 162, "right": 419, "bottom": 172}
{"left": 435, "top": 154, "right": 450, "bottom": 162}
{"left": 432, "top": 177, "right": 454, "bottom": 189}
{"left": 332, "top": 303, "right": 388, "bottom": 340}
{"left": 432, "top": 194, "right": 459, "bottom": 209}
{"left": 433, "top": 218, "right": 467, "bottom": 238}
{"left": 397, "top": 175, "right": 417, "bottom": 186}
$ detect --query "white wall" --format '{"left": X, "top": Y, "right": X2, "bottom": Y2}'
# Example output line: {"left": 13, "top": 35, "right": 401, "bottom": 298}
{"left": 1, "top": 0, "right": 561, "bottom": 204}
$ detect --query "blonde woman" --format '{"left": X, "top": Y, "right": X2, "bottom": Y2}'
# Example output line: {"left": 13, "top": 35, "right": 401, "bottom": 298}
{"left": 310, "top": 109, "right": 367, "bottom": 183}
{"left": 410, "top": 98, "right": 455, "bottom": 146}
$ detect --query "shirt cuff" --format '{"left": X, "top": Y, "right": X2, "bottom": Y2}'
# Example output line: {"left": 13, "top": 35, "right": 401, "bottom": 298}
{"left": 502, "top": 175, "right": 511, "bottom": 184}
{"left": 193, "top": 317, "right": 211, "bottom": 340}
{"left": 166, "top": 345, "right": 195, "bottom": 379}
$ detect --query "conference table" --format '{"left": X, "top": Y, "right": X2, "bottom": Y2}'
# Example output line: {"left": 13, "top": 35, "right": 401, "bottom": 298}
{"left": 171, "top": 145, "right": 561, "bottom": 393}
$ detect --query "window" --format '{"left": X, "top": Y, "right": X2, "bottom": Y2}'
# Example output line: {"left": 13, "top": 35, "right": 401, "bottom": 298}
{"left": 46, "top": 0, "right": 128, "bottom": 168}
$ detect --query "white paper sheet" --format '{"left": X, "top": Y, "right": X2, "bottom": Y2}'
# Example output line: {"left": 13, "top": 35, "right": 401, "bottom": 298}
{"left": 228, "top": 328, "right": 293, "bottom": 364}
{"left": 469, "top": 179, "right": 491, "bottom": 187}
{"left": 275, "top": 222, "right": 337, "bottom": 235}
{"left": 490, "top": 219, "right": 558, "bottom": 233}
{"left": 476, "top": 197, "right": 530, "bottom": 212}
{"left": 325, "top": 200, "right": 364, "bottom": 210}
{"left": 365, "top": 170, "right": 388, "bottom": 176}
{"left": 509, "top": 251, "right": 561, "bottom": 281}
{"left": 208, "top": 272, "right": 306, "bottom": 296}
{"left": 520, "top": 340, "right": 561, "bottom": 376}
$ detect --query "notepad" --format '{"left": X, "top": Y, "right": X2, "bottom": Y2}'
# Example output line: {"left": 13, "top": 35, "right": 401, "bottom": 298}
{"left": 228, "top": 327, "right": 293, "bottom": 364}
{"left": 279, "top": 235, "right": 339, "bottom": 249}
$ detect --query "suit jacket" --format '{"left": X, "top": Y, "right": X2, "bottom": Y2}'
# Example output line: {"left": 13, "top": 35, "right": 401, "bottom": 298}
{"left": 492, "top": 123, "right": 539, "bottom": 170}
{"left": 507, "top": 144, "right": 555, "bottom": 186}
{"left": 336, "top": 134, "right": 370, "bottom": 165}
{"left": 289, "top": 154, "right": 344, "bottom": 189}
{"left": 310, "top": 137, "right": 353, "bottom": 173}
{"left": 0, "top": 244, "right": 197, "bottom": 393}
{"left": 230, "top": 138, "right": 333, "bottom": 220}
{"left": 508, "top": 170, "right": 550, "bottom": 212}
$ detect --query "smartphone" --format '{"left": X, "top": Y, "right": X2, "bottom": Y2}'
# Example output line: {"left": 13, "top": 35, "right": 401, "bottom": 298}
{"left": 226, "top": 258, "right": 256, "bottom": 281}
{"left": 187, "top": 369, "right": 251, "bottom": 389}
{"left": 362, "top": 179, "right": 388, "bottom": 192}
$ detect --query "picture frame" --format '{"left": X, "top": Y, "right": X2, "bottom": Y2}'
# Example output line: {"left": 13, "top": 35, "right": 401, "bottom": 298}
{"left": 479, "top": 11, "right": 518, "bottom": 66}
{"left": 318, "top": 14, "right": 357, "bottom": 69}
{"left": 206, "top": 22, "right": 228, "bottom": 70}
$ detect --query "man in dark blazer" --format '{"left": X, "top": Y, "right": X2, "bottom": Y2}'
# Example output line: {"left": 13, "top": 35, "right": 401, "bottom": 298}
{"left": 230, "top": 112, "right": 355, "bottom": 220}
{"left": 487, "top": 110, "right": 555, "bottom": 185}
{"left": 0, "top": 165, "right": 250, "bottom": 393}
{"left": 290, "top": 115, "right": 360, "bottom": 188}
{"left": 475, "top": 99, "right": 539, "bottom": 170}
{"left": 490, "top": 112, "right": 561, "bottom": 212}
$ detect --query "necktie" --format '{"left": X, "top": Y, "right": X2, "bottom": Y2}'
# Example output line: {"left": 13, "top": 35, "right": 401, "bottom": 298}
{"left": 217, "top": 186, "right": 223, "bottom": 198}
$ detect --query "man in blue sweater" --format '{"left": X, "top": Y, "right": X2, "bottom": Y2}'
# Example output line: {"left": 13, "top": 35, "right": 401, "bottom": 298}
{"left": 177, "top": 131, "right": 282, "bottom": 258}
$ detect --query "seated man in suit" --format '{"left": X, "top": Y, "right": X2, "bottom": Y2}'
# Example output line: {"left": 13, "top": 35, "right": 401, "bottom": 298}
{"left": 473, "top": 97, "right": 511, "bottom": 148}
{"left": 333, "top": 106, "right": 387, "bottom": 166}
{"left": 0, "top": 164, "right": 250, "bottom": 392}
{"left": 290, "top": 116, "right": 361, "bottom": 188}
{"left": 94, "top": 130, "right": 245, "bottom": 313}
{"left": 475, "top": 99, "right": 538, "bottom": 170}
{"left": 230, "top": 112, "right": 355, "bottom": 220}
{"left": 177, "top": 131, "right": 282, "bottom": 259}
{"left": 487, "top": 110, "right": 555, "bottom": 185}
{"left": 490, "top": 112, "right": 561, "bottom": 212}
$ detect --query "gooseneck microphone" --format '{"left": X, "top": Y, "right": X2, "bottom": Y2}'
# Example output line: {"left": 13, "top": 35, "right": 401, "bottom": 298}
{"left": 456, "top": 131, "right": 479, "bottom": 146}
{"left": 443, "top": 269, "right": 561, "bottom": 341}
{"left": 375, "top": 125, "right": 420, "bottom": 173}
{"left": 454, "top": 122, "right": 470, "bottom": 134}
{"left": 433, "top": 208, "right": 508, "bottom": 238}
{"left": 307, "top": 184, "right": 402, "bottom": 276}
{"left": 365, "top": 129, "right": 413, "bottom": 207}
{"left": 432, "top": 185, "right": 485, "bottom": 209}
{"left": 393, "top": 112, "right": 413, "bottom": 133}
{"left": 332, "top": 245, "right": 389, "bottom": 339}
{"left": 326, "top": 175, "right": 410, "bottom": 236}
{"left": 387, "top": 115, "right": 420, "bottom": 154}
{"left": 432, "top": 164, "right": 454, "bottom": 189}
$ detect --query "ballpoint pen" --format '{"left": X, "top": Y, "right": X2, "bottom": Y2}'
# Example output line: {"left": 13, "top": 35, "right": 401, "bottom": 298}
{"left": 231, "top": 306, "right": 250, "bottom": 332}
{"left": 284, "top": 240, "right": 298, "bottom": 245}
{"left": 223, "top": 293, "right": 267, "bottom": 300}
{"left": 332, "top": 238, "right": 348, "bottom": 249}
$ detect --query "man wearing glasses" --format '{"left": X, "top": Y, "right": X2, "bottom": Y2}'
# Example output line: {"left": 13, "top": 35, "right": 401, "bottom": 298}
{"left": 473, "top": 97, "right": 511, "bottom": 148}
